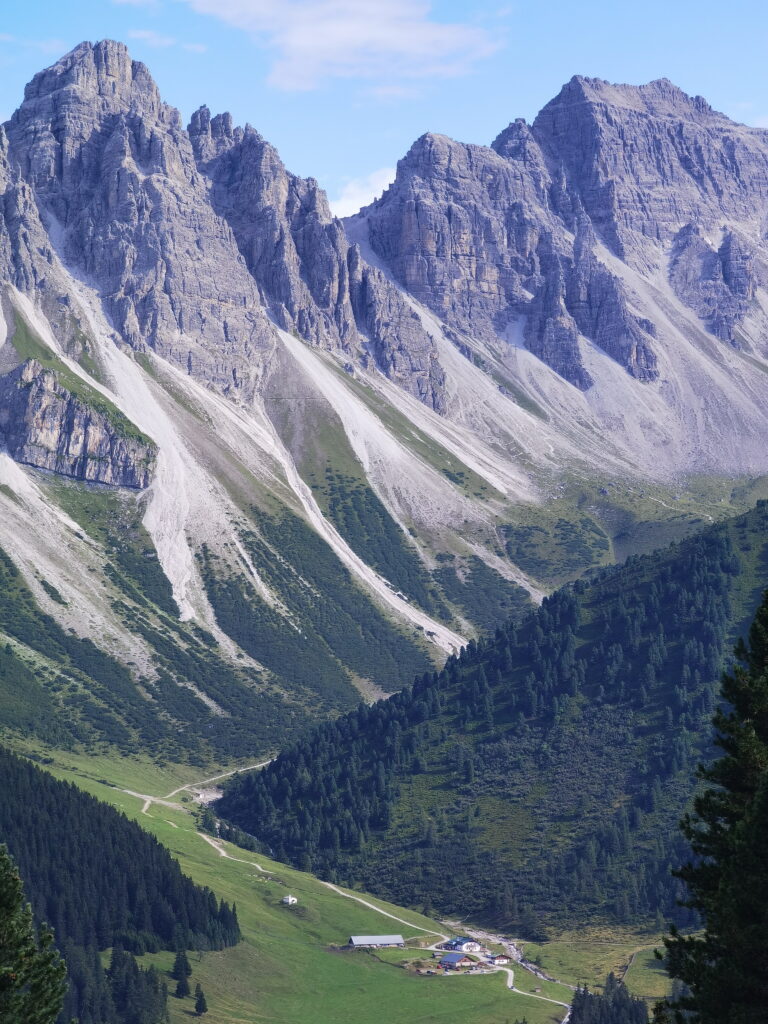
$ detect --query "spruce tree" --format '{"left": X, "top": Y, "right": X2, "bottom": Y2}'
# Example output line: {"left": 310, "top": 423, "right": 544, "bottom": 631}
{"left": 175, "top": 974, "right": 190, "bottom": 999}
{"left": 0, "top": 843, "right": 67, "bottom": 1024}
{"left": 658, "top": 591, "right": 768, "bottom": 1022}
{"left": 194, "top": 983, "right": 208, "bottom": 1016}
{"left": 172, "top": 949, "right": 192, "bottom": 980}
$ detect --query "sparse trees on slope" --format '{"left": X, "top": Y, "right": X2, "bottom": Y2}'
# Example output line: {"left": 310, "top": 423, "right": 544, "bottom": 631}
{"left": 0, "top": 843, "right": 66, "bottom": 1024}
{"left": 571, "top": 973, "right": 648, "bottom": 1024}
{"left": 171, "top": 950, "right": 192, "bottom": 981}
{"left": 658, "top": 591, "right": 768, "bottom": 1023}
{"left": 174, "top": 974, "right": 190, "bottom": 999}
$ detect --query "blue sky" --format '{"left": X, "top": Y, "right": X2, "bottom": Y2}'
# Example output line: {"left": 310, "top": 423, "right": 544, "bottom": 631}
{"left": 1, "top": 0, "right": 767, "bottom": 215}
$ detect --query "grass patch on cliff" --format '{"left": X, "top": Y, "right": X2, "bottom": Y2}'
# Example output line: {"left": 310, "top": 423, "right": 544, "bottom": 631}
{"left": 44, "top": 479, "right": 177, "bottom": 616}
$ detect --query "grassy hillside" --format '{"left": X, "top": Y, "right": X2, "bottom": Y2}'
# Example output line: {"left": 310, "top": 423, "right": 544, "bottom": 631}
{"left": 25, "top": 749, "right": 572, "bottom": 1024}
{"left": 217, "top": 500, "right": 768, "bottom": 933}
{"left": 0, "top": 469, "right": 437, "bottom": 762}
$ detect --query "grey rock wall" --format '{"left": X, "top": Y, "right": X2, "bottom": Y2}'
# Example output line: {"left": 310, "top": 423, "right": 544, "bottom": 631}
{"left": 5, "top": 41, "right": 275, "bottom": 398}
{"left": 188, "top": 105, "right": 447, "bottom": 410}
{"left": 3, "top": 41, "right": 768, "bottom": 462}
{"left": 355, "top": 76, "right": 768, "bottom": 389}
{"left": 0, "top": 359, "right": 157, "bottom": 487}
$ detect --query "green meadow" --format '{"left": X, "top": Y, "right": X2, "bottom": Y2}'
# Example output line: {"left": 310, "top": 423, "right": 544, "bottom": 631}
{"left": 42, "top": 749, "right": 569, "bottom": 1024}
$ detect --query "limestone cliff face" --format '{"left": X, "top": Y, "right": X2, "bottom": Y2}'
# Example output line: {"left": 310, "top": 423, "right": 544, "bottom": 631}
{"left": 532, "top": 77, "right": 768, "bottom": 262}
{"left": 0, "top": 359, "right": 156, "bottom": 488}
{"left": 4, "top": 41, "right": 275, "bottom": 398}
{"left": 187, "top": 106, "right": 447, "bottom": 410}
{"left": 356, "top": 125, "right": 659, "bottom": 390}
{"left": 3, "top": 44, "right": 768, "bottom": 486}
{"left": 353, "top": 77, "right": 768, "bottom": 389}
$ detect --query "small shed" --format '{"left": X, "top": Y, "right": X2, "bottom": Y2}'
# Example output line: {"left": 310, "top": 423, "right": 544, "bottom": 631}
{"left": 489, "top": 953, "right": 510, "bottom": 965}
{"left": 349, "top": 934, "right": 405, "bottom": 949}
{"left": 281, "top": 894, "right": 298, "bottom": 905}
{"left": 439, "top": 952, "right": 473, "bottom": 970}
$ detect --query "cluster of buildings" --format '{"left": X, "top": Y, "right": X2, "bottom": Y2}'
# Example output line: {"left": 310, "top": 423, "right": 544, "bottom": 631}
{"left": 345, "top": 933, "right": 513, "bottom": 973}
{"left": 437, "top": 936, "right": 482, "bottom": 953}
{"left": 434, "top": 937, "right": 512, "bottom": 972}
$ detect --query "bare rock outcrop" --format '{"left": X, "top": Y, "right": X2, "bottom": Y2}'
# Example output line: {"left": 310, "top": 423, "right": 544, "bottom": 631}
{"left": 5, "top": 41, "right": 276, "bottom": 398}
{"left": 0, "top": 359, "right": 157, "bottom": 487}
{"left": 356, "top": 126, "right": 659, "bottom": 388}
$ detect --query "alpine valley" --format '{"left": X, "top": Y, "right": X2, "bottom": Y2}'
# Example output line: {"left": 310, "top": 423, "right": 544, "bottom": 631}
{"left": 2, "top": 38, "right": 768, "bottom": 1024}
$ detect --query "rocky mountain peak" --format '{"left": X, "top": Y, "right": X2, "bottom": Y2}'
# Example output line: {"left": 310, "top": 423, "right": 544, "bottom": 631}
{"left": 15, "top": 40, "right": 173, "bottom": 131}
{"left": 3, "top": 39, "right": 276, "bottom": 398}
{"left": 188, "top": 105, "right": 254, "bottom": 163}
{"left": 529, "top": 74, "right": 768, "bottom": 263}
{"left": 538, "top": 74, "right": 716, "bottom": 122}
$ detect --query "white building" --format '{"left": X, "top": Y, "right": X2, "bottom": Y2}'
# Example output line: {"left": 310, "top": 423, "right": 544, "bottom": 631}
{"left": 451, "top": 937, "right": 482, "bottom": 953}
{"left": 281, "top": 894, "right": 298, "bottom": 905}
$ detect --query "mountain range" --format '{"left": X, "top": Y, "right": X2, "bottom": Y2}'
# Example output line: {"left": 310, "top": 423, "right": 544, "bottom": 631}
{"left": 1, "top": 40, "right": 768, "bottom": 757}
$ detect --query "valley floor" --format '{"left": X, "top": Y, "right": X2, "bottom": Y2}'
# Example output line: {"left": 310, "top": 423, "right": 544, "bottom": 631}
{"left": 24, "top": 746, "right": 671, "bottom": 1022}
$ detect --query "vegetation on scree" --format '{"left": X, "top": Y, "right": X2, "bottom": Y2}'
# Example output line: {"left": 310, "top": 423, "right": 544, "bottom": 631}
{"left": 433, "top": 552, "right": 531, "bottom": 632}
{"left": 313, "top": 466, "right": 532, "bottom": 630}
{"left": 316, "top": 468, "right": 448, "bottom": 616}
{"left": 0, "top": 535, "right": 305, "bottom": 761}
{"left": 0, "top": 747, "right": 239, "bottom": 1024}
{"left": 218, "top": 500, "right": 768, "bottom": 933}
{"left": 201, "top": 505, "right": 433, "bottom": 704}
{"left": 656, "top": 591, "right": 768, "bottom": 1024}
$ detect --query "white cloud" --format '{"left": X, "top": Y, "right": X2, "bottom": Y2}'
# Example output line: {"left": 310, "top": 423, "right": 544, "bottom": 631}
{"left": 329, "top": 167, "right": 396, "bottom": 218}
{"left": 175, "top": 0, "right": 501, "bottom": 91}
{"left": 128, "top": 28, "right": 177, "bottom": 47}
{"left": 182, "top": 42, "right": 208, "bottom": 52}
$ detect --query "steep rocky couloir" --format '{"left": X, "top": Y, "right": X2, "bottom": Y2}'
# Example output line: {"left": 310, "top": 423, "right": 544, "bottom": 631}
{"left": 0, "top": 359, "right": 156, "bottom": 488}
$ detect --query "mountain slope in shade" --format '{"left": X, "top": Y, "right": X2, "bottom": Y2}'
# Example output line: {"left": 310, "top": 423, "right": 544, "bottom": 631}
{"left": 1, "top": 43, "right": 768, "bottom": 759}
{"left": 217, "top": 500, "right": 768, "bottom": 931}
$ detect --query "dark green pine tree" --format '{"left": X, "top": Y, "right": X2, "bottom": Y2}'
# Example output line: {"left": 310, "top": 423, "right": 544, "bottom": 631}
{"left": 658, "top": 590, "right": 768, "bottom": 1023}
{"left": 174, "top": 973, "right": 191, "bottom": 999}
{"left": 194, "top": 982, "right": 208, "bottom": 1016}
{"left": 571, "top": 973, "right": 648, "bottom": 1024}
{"left": 171, "top": 949, "right": 192, "bottom": 980}
{"left": 0, "top": 843, "right": 67, "bottom": 1024}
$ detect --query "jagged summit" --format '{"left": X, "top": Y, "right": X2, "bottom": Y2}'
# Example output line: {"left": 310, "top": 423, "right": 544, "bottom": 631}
{"left": 536, "top": 74, "right": 718, "bottom": 122}
{"left": 15, "top": 39, "right": 171, "bottom": 125}
{"left": 1, "top": 42, "right": 768, "bottom": 532}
